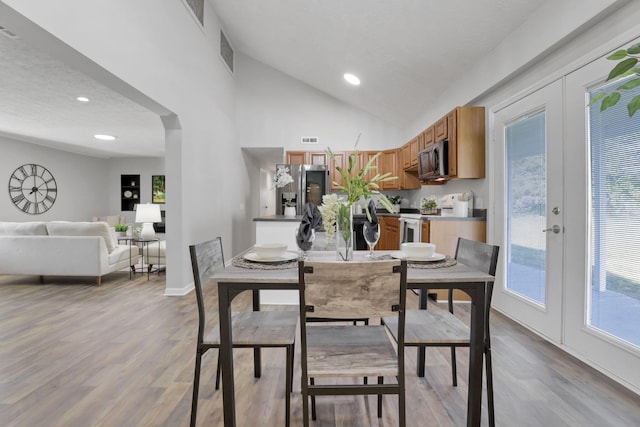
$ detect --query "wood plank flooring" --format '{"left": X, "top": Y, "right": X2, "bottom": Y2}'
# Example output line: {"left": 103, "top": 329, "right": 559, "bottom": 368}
{"left": 1, "top": 272, "right": 639, "bottom": 426}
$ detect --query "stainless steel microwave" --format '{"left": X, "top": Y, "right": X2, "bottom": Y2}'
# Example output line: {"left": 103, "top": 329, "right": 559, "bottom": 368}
{"left": 418, "top": 140, "right": 448, "bottom": 181}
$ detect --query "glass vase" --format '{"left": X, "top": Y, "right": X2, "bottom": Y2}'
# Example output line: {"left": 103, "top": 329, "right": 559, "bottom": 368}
{"left": 336, "top": 202, "right": 353, "bottom": 261}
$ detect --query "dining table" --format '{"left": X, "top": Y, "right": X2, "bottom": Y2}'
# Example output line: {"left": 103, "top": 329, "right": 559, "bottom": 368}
{"left": 212, "top": 249, "right": 495, "bottom": 427}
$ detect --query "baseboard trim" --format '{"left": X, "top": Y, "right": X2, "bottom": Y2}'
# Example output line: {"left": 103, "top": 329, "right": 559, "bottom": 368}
{"left": 165, "top": 281, "right": 193, "bottom": 296}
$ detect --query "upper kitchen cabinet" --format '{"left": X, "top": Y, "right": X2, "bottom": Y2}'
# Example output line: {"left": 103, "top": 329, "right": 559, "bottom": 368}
{"left": 446, "top": 106, "right": 485, "bottom": 179}
{"left": 401, "top": 137, "right": 420, "bottom": 171}
{"left": 421, "top": 126, "right": 435, "bottom": 151}
{"left": 434, "top": 116, "right": 448, "bottom": 141}
{"left": 286, "top": 151, "right": 328, "bottom": 165}
{"left": 381, "top": 149, "right": 421, "bottom": 190}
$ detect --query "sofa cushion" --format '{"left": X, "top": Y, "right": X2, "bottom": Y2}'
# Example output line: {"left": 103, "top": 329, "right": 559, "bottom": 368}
{"left": 92, "top": 215, "right": 125, "bottom": 227}
{"left": 0, "top": 222, "right": 48, "bottom": 235}
{"left": 109, "top": 244, "right": 140, "bottom": 265}
{"left": 47, "top": 221, "right": 117, "bottom": 253}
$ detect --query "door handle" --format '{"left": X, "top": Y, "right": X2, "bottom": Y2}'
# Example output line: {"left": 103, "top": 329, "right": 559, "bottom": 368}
{"left": 542, "top": 225, "right": 561, "bottom": 234}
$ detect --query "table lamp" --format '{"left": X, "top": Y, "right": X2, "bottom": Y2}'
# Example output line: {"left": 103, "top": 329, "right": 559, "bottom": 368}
{"left": 135, "top": 203, "right": 161, "bottom": 240}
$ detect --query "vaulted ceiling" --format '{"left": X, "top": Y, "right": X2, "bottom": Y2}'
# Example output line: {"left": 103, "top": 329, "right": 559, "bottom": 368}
{"left": 0, "top": 0, "right": 547, "bottom": 157}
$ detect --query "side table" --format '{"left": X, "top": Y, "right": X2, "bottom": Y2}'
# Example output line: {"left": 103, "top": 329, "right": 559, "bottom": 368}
{"left": 117, "top": 237, "right": 161, "bottom": 281}
{"left": 133, "top": 238, "right": 161, "bottom": 281}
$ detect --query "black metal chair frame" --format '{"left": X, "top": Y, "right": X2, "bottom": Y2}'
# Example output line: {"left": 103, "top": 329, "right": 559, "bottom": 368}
{"left": 298, "top": 259, "right": 408, "bottom": 427}
{"left": 189, "top": 237, "right": 296, "bottom": 427}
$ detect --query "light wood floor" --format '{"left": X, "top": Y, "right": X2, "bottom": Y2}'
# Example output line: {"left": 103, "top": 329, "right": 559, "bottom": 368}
{"left": 1, "top": 272, "right": 639, "bottom": 426}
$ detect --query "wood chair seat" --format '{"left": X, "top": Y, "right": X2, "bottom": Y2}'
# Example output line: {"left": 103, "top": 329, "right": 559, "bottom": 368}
{"left": 382, "top": 309, "right": 469, "bottom": 346}
{"left": 189, "top": 237, "right": 298, "bottom": 427}
{"left": 204, "top": 311, "right": 298, "bottom": 347}
{"left": 306, "top": 325, "right": 398, "bottom": 378}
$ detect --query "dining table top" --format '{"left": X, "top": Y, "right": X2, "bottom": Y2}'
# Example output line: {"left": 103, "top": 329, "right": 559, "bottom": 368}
{"left": 212, "top": 250, "right": 495, "bottom": 285}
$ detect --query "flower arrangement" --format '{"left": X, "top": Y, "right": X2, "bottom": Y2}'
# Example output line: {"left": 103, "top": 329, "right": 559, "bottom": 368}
{"left": 273, "top": 166, "right": 296, "bottom": 207}
{"left": 273, "top": 166, "right": 294, "bottom": 189}
{"left": 317, "top": 193, "right": 340, "bottom": 241}
{"left": 326, "top": 146, "right": 397, "bottom": 260}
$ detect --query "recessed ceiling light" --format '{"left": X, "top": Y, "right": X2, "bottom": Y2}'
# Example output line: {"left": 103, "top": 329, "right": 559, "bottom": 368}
{"left": 94, "top": 134, "right": 116, "bottom": 141}
{"left": 76, "top": 96, "right": 90, "bottom": 102}
{"left": 344, "top": 73, "right": 361, "bottom": 86}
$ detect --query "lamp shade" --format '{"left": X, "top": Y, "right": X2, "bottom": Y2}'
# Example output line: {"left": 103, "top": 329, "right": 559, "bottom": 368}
{"left": 135, "top": 203, "right": 162, "bottom": 223}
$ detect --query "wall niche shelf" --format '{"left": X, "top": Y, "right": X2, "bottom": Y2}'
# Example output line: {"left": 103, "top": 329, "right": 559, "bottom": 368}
{"left": 121, "top": 174, "right": 140, "bottom": 211}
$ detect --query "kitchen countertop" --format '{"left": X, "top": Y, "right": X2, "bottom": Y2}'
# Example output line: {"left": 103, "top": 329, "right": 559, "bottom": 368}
{"left": 253, "top": 209, "right": 486, "bottom": 222}
{"left": 253, "top": 215, "right": 302, "bottom": 222}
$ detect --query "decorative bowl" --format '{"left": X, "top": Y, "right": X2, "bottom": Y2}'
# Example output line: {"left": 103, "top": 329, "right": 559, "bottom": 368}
{"left": 401, "top": 242, "right": 436, "bottom": 259}
{"left": 253, "top": 243, "right": 287, "bottom": 259}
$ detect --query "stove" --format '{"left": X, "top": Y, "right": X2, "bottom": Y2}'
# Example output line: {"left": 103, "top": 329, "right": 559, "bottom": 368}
{"left": 399, "top": 213, "right": 422, "bottom": 244}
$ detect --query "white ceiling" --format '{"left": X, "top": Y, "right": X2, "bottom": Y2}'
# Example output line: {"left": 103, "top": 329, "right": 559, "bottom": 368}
{"left": 0, "top": 0, "right": 547, "bottom": 157}
{"left": 211, "top": 0, "right": 546, "bottom": 125}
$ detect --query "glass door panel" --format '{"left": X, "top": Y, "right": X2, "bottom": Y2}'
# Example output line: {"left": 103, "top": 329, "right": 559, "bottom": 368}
{"left": 505, "top": 110, "right": 547, "bottom": 305}
{"left": 588, "top": 77, "right": 640, "bottom": 348}
{"left": 493, "top": 78, "right": 563, "bottom": 343}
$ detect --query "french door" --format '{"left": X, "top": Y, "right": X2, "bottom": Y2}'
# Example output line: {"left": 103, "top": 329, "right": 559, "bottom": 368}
{"left": 493, "top": 45, "right": 640, "bottom": 393}
{"left": 492, "top": 78, "right": 564, "bottom": 343}
{"left": 565, "top": 48, "right": 640, "bottom": 391}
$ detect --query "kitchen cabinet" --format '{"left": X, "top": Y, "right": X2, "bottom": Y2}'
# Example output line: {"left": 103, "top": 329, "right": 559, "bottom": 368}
{"left": 120, "top": 174, "right": 140, "bottom": 211}
{"left": 446, "top": 106, "right": 485, "bottom": 179}
{"left": 286, "top": 151, "right": 328, "bottom": 165}
{"left": 401, "top": 137, "right": 419, "bottom": 170}
{"left": 421, "top": 126, "right": 435, "bottom": 151}
{"left": 428, "top": 218, "right": 486, "bottom": 301}
{"left": 434, "top": 116, "right": 448, "bottom": 141}
{"left": 381, "top": 149, "right": 421, "bottom": 190}
{"left": 378, "top": 216, "right": 399, "bottom": 250}
{"left": 421, "top": 221, "right": 430, "bottom": 243}
{"left": 286, "top": 151, "right": 307, "bottom": 164}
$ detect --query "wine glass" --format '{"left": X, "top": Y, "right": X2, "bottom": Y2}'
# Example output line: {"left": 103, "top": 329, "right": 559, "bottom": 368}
{"left": 363, "top": 223, "right": 380, "bottom": 258}
{"left": 295, "top": 227, "right": 315, "bottom": 258}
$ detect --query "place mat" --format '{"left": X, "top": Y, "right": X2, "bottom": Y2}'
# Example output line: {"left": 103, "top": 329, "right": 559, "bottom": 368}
{"left": 408, "top": 257, "right": 456, "bottom": 269}
{"left": 232, "top": 255, "right": 298, "bottom": 270}
{"left": 363, "top": 254, "right": 456, "bottom": 268}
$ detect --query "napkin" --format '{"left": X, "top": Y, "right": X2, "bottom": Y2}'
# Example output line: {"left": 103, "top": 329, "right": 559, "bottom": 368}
{"left": 296, "top": 203, "right": 322, "bottom": 251}
{"left": 364, "top": 200, "right": 379, "bottom": 242}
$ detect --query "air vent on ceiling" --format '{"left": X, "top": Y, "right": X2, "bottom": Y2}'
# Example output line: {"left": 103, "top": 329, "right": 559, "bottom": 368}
{"left": 0, "top": 25, "right": 19, "bottom": 39}
{"left": 301, "top": 137, "right": 319, "bottom": 145}
{"left": 220, "top": 30, "right": 234, "bottom": 73}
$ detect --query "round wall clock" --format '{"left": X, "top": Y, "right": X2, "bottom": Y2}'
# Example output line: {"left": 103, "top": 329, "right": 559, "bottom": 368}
{"left": 8, "top": 163, "right": 57, "bottom": 214}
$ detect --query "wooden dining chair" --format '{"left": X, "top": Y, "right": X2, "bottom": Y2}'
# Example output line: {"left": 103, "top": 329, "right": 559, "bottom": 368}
{"left": 298, "top": 258, "right": 408, "bottom": 426}
{"left": 189, "top": 237, "right": 298, "bottom": 427}
{"left": 381, "top": 238, "right": 499, "bottom": 426}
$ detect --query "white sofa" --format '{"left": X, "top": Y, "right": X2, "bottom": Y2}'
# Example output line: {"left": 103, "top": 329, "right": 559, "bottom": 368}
{"left": 0, "top": 221, "right": 140, "bottom": 286}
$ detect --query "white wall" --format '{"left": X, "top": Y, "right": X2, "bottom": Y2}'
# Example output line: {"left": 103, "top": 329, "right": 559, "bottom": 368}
{"left": 1, "top": 135, "right": 165, "bottom": 224}
{"left": 236, "top": 53, "right": 403, "bottom": 152}
{"left": 0, "top": 135, "right": 109, "bottom": 221}
{"left": 1, "top": 0, "right": 239, "bottom": 295}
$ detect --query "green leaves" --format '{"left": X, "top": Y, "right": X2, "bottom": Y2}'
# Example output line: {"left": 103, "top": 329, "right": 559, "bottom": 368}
{"left": 628, "top": 95, "right": 640, "bottom": 117}
{"left": 600, "top": 91, "right": 621, "bottom": 112}
{"left": 325, "top": 146, "right": 398, "bottom": 206}
{"left": 591, "top": 44, "right": 640, "bottom": 117}
{"left": 607, "top": 57, "right": 638, "bottom": 81}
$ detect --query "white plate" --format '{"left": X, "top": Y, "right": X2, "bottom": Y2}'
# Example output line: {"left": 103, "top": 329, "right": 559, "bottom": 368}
{"left": 243, "top": 251, "right": 298, "bottom": 263}
{"left": 124, "top": 190, "right": 132, "bottom": 198}
{"left": 390, "top": 251, "right": 446, "bottom": 262}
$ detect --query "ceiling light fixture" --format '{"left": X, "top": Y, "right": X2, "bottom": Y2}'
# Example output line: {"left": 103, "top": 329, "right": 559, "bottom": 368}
{"left": 76, "top": 96, "right": 90, "bottom": 102}
{"left": 344, "top": 73, "right": 361, "bottom": 86}
{"left": 94, "top": 134, "right": 116, "bottom": 141}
